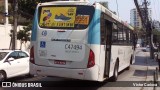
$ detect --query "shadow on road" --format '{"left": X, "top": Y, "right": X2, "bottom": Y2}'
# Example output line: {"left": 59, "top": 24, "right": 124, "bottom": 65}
{"left": 132, "top": 49, "right": 159, "bottom": 77}
{"left": 134, "top": 56, "right": 147, "bottom": 66}
{"left": 133, "top": 69, "right": 158, "bottom": 77}
{"left": 134, "top": 55, "right": 158, "bottom": 66}
{"left": 5, "top": 76, "right": 33, "bottom": 82}
{"left": 133, "top": 70, "right": 147, "bottom": 77}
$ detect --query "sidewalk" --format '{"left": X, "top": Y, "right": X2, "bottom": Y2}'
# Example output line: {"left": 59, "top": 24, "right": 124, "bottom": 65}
{"left": 143, "top": 52, "right": 160, "bottom": 90}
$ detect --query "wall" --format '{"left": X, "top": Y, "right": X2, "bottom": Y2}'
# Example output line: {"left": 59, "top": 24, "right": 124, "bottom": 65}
{"left": 0, "top": 24, "right": 30, "bottom": 52}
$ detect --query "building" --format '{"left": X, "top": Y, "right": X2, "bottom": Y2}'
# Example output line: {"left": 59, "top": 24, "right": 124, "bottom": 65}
{"left": 0, "top": 0, "right": 30, "bottom": 52}
{"left": 0, "top": 24, "right": 30, "bottom": 52}
{"left": 153, "top": 20, "right": 160, "bottom": 31}
{"left": 130, "top": 8, "right": 152, "bottom": 29}
{"left": 0, "top": 0, "right": 5, "bottom": 24}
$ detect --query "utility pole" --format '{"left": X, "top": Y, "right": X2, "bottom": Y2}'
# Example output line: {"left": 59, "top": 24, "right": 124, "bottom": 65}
{"left": 4, "top": 0, "right": 9, "bottom": 25}
{"left": 12, "top": 0, "right": 18, "bottom": 50}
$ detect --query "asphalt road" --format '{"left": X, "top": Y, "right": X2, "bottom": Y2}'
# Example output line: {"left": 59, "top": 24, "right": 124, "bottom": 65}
{"left": 0, "top": 48, "right": 156, "bottom": 90}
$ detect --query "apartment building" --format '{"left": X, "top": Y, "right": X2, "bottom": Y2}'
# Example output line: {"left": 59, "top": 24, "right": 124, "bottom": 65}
{"left": 130, "top": 8, "right": 152, "bottom": 29}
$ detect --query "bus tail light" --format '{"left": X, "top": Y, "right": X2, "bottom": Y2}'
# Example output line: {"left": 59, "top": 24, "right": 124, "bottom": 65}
{"left": 30, "top": 46, "right": 35, "bottom": 64}
{"left": 87, "top": 49, "right": 95, "bottom": 68}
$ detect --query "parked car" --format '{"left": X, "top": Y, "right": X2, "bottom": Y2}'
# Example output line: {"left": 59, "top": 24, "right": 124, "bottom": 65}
{"left": 142, "top": 45, "right": 150, "bottom": 52}
{"left": 0, "top": 49, "right": 30, "bottom": 81}
{"left": 136, "top": 43, "right": 141, "bottom": 47}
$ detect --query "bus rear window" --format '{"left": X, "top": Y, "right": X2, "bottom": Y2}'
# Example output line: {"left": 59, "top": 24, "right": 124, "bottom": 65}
{"left": 38, "top": 5, "right": 95, "bottom": 29}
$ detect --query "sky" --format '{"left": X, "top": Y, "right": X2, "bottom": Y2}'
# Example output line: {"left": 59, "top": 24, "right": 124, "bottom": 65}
{"left": 90, "top": 0, "right": 160, "bottom": 23}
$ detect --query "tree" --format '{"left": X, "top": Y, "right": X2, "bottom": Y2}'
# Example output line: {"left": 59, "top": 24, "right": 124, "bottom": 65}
{"left": 9, "top": 23, "right": 31, "bottom": 50}
{"left": 17, "top": 23, "right": 31, "bottom": 49}
{"left": 9, "top": 0, "right": 56, "bottom": 19}
{"left": 135, "top": 28, "right": 146, "bottom": 38}
{"left": 8, "top": 0, "right": 53, "bottom": 49}
{"left": 99, "top": 1, "right": 108, "bottom": 9}
{"left": 152, "top": 29, "right": 160, "bottom": 44}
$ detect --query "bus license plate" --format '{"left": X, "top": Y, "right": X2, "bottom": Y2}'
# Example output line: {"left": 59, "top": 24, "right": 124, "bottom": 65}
{"left": 54, "top": 60, "right": 66, "bottom": 65}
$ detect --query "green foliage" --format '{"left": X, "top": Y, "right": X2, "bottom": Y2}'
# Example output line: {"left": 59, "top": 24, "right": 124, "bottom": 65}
{"left": 17, "top": 23, "right": 32, "bottom": 49}
{"left": 9, "top": 0, "right": 56, "bottom": 19}
{"left": 135, "top": 28, "right": 146, "bottom": 38}
{"left": 99, "top": 2, "right": 108, "bottom": 9}
{"left": 0, "top": 5, "right": 4, "bottom": 13}
{"left": 9, "top": 30, "right": 13, "bottom": 37}
{"left": 17, "top": 23, "right": 31, "bottom": 43}
{"left": 152, "top": 29, "right": 160, "bottom": 36}
{"left": 152, "top": 29, "right": 160, "bottom": 42}
{"left": 18, "top": 0, "right": 39, "bottom": 19}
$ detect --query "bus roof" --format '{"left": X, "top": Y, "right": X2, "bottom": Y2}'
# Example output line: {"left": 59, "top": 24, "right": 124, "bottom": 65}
{"left": 95, "top": 3, "right": 134, "bottom": 31}
{"left": 38, "top": 0, "right": 90, "bottom": 6}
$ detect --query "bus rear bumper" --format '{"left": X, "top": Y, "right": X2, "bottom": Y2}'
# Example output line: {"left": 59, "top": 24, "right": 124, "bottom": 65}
{"left": 30, "top": 63, "right": 99, "bottom": 81}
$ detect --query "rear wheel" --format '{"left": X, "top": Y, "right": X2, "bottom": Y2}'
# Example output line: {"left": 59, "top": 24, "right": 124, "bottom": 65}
{"left": 112, "top": 62, "right": 119, "bottom": 82}
{"left": 26, "top": 73, "right": 34, "bottom": 78}
{"left": 0, "top": 71, "right": 6, "bottom": 82}
{"left": 130, "top": 55, "right": 133, "bottom": 65}
{"left": 126, "top": 65, "right": 130, "bottom": 70}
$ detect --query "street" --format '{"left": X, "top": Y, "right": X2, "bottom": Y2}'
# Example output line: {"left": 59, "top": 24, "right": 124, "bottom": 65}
{"left": 0, "top": 0, "right": 160, "bottom": 90}
{"left": 0, "top": 48, "right": 160, "bottom": 90}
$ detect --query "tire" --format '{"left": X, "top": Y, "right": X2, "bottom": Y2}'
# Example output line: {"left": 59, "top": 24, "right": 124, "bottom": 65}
{"left": 126, "top": 65, "right": 130, "bottom": 70}
{"left": 112, "top": 62, "right": 119, "bottom": 82}
{"left": 26, "top": 73, "right": 34, "bottom": 78}
{"left": 0, "top": 71, "right": 6, "bottom": 82}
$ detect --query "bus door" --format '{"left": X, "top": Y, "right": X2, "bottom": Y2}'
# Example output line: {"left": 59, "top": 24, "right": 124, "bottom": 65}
{"left": 101, "top": 17, "right": 112, "bottom": 77}
{"left": 104, "top": 20, "right": 112, "bottom": 77}
{"left": 101, "top": 13, "right": 112, "bottom": 77}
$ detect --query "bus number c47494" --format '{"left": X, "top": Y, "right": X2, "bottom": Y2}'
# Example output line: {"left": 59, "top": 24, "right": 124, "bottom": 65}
{"left": 65, "top": 44, "right": 82, "bottom": 50}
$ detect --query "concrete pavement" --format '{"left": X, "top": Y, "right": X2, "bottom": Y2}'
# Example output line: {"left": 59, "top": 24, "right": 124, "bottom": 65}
{"left": 143, "top": 51, "right": 160, "bottom": 90}
{"left": 135, "top": 47, "right": 160, "bottom": 90}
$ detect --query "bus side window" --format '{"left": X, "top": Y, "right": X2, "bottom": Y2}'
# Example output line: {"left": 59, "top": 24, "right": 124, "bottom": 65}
{"left": 100, "top": 13, "right": 106, "bottom": 45}
{"left": 123, "top": 27, "right": 131, "bottom": 45}
{"left": 118, "top": 27, "right": 124, "bottom": 44}
{"left": 130, "top": 31, "right": 133, "bottom": 44}
{"left": 112, "top": 23, "right": 118, "bottom": 44}
{"left": 128, "top": 30, "right": 131, "bottom": 44}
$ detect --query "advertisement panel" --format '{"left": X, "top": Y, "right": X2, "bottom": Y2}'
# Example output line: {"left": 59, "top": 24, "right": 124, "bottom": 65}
{"left": 39, "top": 7, "right": 77, "bottom": 27}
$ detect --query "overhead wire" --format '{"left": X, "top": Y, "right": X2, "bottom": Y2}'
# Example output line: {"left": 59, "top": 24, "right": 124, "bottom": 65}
{"left": 115, "top": 0, "right": 119, "bottom": 18}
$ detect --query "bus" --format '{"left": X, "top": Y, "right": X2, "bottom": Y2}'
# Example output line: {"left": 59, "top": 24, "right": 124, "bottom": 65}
{"left": 30, "top": 0, "right": 136, "bottom": 82}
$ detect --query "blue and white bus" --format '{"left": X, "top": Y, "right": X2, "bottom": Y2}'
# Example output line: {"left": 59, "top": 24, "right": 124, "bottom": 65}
{"left": 30, "top": 0, "right": 136, "bottom": 81}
